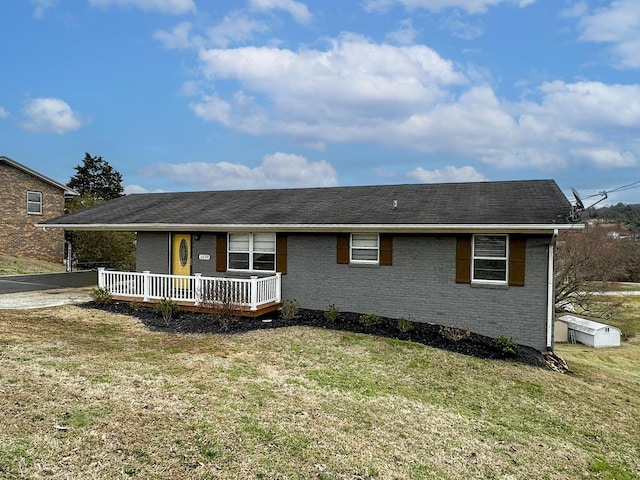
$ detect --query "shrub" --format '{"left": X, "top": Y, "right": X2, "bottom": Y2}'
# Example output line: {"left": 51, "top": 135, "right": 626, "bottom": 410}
{"left": 155, "top": 299, "right": 180, "bottom": 326}
{"left": 280, "top": 299, "right": 300, "bottom": 321}
{"left": 209, "top": 312, "right": 239, "bottom": 332}
{"left": 359, "top": 313, "right": 382, "bottom": 327}
{"left": 91, "top": 287, "right": 112, "bottom": 306}
{"left": 200, "top": 280, "right": 240, "bottom": 331}
{"left": 324, "top": 304, "right": 340, "bottom": 322}
{"left": 496, "top": 335, "right": 518, "bottom": 357}
{"left": 396, "top": 316, "right": 414, "bottom": 333}
{"left": 129, "top": 300, "right": 142, "bottom": 312}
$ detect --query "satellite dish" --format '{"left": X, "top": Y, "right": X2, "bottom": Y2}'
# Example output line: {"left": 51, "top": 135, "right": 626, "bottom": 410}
{"left": 571, "top": 187, "right": 584, "bottom": 210}
{"left": 567, "top": 187, "right": 608, "bottom": 222}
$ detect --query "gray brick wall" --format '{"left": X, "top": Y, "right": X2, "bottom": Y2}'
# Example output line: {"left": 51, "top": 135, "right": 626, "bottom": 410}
{"left": 281, "top": 233, "right": 551, "bottom": 350}
{"left": 136, "top": 232, "right": 170, "bottom": 273}
{"left": 192, "top": 233, "right": 218, "bottom": 275}
{"left": 0, "top": 164, "right": 65, "bottom": 262}
{"left": 136, "top": 231, "right": 552, "bottom": 350}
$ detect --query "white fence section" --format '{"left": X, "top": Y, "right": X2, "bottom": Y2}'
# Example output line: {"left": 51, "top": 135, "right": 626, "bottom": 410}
{"left": 98, "top": 268, "right": 282, "bottom": 311}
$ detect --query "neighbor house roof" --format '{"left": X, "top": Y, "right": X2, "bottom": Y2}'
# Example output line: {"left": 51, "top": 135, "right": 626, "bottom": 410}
{"left": 0, "top": 156, "right": 79, "bottom": 196}
{"left": 40, "top": 180, "right": 576, "bottom": 233}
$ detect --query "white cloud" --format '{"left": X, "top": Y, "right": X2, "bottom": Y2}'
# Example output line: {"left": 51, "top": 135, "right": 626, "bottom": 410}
{"left": 205, "top": 11, "right": 269, "bottom": 47}
{"left": 386, "top": 19, "right": 419, "bottom": 45}
{"left": 139, "top": 152, "right": 338, "bottom": 189}
{"left": 0, "top": 106, "right": 8, "bottom": 119}
{"left": 576, "top": 0, "right": 640, "bottom": 69}
{"left": 154, "top": 22, "right": 196, "bottom": 49}
{"left": 440, "top": 12, "right": 485, "bottom": 39}
{"left": 364, "top": 0, "right": 534, "bottom": 15}
{"left": 31, "top": 0, "right": 56, "bottom": 19}
{"left": 155, "top": 13, "right": 269, "bottom": 50}
{"left": 192, "top": 35, "right": 466, "bottom": 139}
{"left": 531, "top": 81, "right": 640, "bottom": 130}
{"left": 186, "top": 35, "right": 639, "bottom": 173}
{"left": 21, "top": 98, "right": 86, "bottom": 134}
{"left": 249, "top": 0, "right": 312, "bottom": 25}
{"left": 88, "top": 0, "right": 195, "bottom": 15}
{"left": 571, "top": 149, "right": 637, "bottom": 168}
{"left": 407, "top": 165, "right": 487, "bottom": 183}
{"left": 561, "top": 1, "right": 588, "bottom": 19}
{"left": 124, "top": 184, "right": 166, "bottom": 194}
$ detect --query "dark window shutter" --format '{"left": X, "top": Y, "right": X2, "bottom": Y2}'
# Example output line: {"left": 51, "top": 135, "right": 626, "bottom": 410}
{"left": 456, "top": 235, "right": 472, "bottom": 284}
{"left": 337, "top": 234, "right": 349, "bottom": 264}
{"left": 380, "top": 234, "right": 393, "bottom": 266}
{"left": 276, "top": 234, "right": 287, "bottom": 274}
{"left": 216, "top": 234, "right": 227, "bottom": 272}
{"left": 508, "top": 235, "right": 526, "bottom": 286}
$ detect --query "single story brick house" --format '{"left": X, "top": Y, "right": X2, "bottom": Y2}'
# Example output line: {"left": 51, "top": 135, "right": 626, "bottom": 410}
{"left": 42, "top": 179, "right": 576, "bottom": 351}
{"left": 0, "top": 156, "right": 77, "bottom": 262}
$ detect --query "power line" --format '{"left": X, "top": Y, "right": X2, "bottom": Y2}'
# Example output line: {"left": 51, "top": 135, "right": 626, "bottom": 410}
{"left": 579, "top": 180, "right": 640, "bottom": 199}
{"left": 608, "top": 180, "right": 640, "bottom": 193}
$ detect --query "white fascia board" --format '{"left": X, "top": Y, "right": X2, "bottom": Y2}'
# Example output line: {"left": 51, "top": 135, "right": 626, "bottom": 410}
{"left": 39, "top": 223, "right": 584, "bottom": 234}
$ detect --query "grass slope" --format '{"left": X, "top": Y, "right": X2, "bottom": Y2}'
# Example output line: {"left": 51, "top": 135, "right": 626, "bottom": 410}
{"left": 0, "top": 304, "right": 638, "bottom": 479}
{"left": 0, "top": 254, "right": 65, "bottom": 275}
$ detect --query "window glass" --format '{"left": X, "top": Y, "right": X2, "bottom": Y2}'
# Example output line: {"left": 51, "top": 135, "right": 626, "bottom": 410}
{"left": 351, "top": 233, "right": 379, "bottom": 263}
{"left": 474, "top": 236, "right": 506, "bottom": 257}
{"left": 27, "top": 191, "right": 42, "bottom": 214}
{"left": 473, "top": 259, "right": 507, "bottom": 281}
{"left": 228, "top": 233, "right": 275, "bottom": 271}
{"left": 229, "top": 253, "right": 250, "bottom": 270}
{"left": 253, "top": 233, "right": 275, "bottom": 252}
{"left": 229, "top": 234, "right": 250, "bottom": 252}
{"left": 352, "top": 249, "right": 378, "bottom": 261}
{"left": 253, "top": 253, "right": 276, "bottom": 271}
{"left": 473, "top": 235, "right": 507, "bottom": 282}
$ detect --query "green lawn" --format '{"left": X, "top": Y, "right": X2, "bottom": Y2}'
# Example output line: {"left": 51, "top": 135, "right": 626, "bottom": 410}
{"left": 0, "top": 303, "right": 638, "bottom": 479}
{"left": 617, "top": 283, "right": 640, "bottom": 292}
{"left": 583, "top": 295, "right": 640, "bottom": 340}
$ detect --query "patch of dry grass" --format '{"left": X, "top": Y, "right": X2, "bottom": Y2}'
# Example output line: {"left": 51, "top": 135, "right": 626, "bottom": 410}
{"left": 0, "top": 254, "right": 65, "bottom": 275}
{"left": 607, "top": 295, "right": 640, "bottom": 339}
{"left": 0, "top": 305, "right": 638, "bottom": 479}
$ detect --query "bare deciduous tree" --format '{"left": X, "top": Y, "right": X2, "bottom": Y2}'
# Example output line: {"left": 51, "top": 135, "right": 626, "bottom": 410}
{"left": 555, "top": 226, "right": 639, "bottom": 317}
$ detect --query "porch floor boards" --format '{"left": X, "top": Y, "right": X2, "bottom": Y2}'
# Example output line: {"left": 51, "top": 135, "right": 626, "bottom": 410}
{"left": 111, "top": 296, "right": 281, "bottom": 318}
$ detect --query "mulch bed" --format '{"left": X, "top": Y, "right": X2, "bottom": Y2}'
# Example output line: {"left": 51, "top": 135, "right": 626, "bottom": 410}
{"left": 84, "top": 301, "right": 547, "bottom": 367}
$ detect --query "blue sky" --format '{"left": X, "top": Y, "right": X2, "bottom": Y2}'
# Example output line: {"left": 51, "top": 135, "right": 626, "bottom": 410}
{"left": 1, "top": 0, "right": 639, "bottom": 206}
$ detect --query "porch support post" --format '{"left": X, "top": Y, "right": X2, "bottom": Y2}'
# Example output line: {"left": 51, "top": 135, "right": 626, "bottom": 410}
{"left": 98, "top": 267, "right": 105, "bottom": 289}
{"left": 275, "top": 272, "right": 282, "bottom": 303}
{"left": 194, "top": 273, "right": 202, "bottom": 306}
{"left": 143, "top": 271, "right": 151, "bottom": 302}
{"left": 250, "top": 276, "right": 258, "bottom": 311}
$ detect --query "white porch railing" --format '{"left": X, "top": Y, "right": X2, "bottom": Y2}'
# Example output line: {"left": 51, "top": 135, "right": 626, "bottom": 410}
{"left": 97, "top": 268, "right": 282, "bottom": 311}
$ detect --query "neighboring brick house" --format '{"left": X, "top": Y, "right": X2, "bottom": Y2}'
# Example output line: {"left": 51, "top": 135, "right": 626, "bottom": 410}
{"left": 0, "top": 156, "right": 77, "bottom": 262}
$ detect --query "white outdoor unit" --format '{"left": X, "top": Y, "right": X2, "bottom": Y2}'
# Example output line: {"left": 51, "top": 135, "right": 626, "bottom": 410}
{"left": 557, "top": 315, "right": 621, "bottom": 348}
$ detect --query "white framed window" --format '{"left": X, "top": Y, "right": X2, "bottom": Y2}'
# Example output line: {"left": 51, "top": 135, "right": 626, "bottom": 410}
{"left": 472, "top": 234, "right": 508, "bottom": 283}
{"left": 27, "top": 191, "right": 42, "bottom": 215}
{"left": 350, "top": 233, "right": 379, "bottom": 264}
{"left": 228, "top": 233, "right": 276, "bottom": 272}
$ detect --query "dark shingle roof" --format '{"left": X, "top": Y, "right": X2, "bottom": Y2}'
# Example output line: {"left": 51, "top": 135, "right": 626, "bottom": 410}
{"left": 43, "top": 180, "right": 572, "bottom": 230}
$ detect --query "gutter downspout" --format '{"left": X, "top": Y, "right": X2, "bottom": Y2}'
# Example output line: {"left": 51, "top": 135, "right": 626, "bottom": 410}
{"left": 546, "top": 228, "right": 559, "bottom": 349}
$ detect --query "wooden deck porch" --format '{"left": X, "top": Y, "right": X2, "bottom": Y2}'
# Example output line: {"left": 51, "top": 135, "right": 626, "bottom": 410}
{"left": 99, "top": 269, "right": 282, "bottom": 317}
{"left": 111, "top": 295, "right": 281, "bottom": 317}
